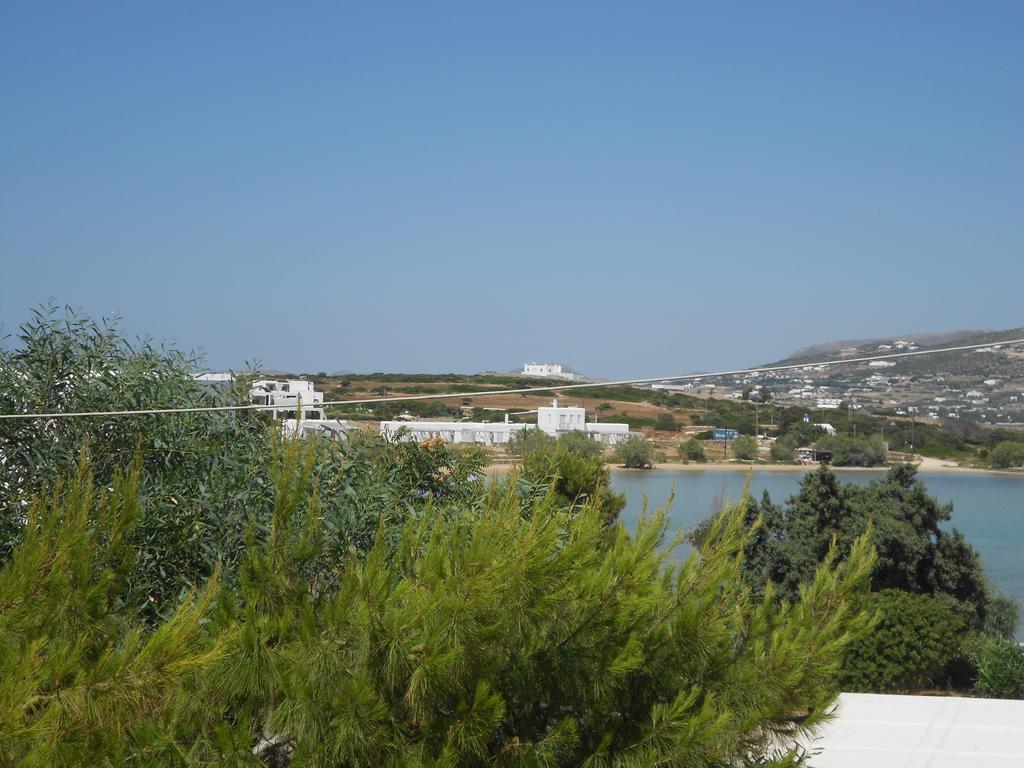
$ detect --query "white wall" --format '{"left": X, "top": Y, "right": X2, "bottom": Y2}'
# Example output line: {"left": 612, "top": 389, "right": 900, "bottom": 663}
{"left": 381, "top": 421, "right": 527, "bottom": 446}
{"left": 536, "top": 405, "right": 586, "bottom": 434}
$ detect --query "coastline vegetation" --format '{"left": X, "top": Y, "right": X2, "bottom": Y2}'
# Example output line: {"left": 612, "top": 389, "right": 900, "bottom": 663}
{"left": 2, "top": 305, "right": 1023, "bottom": 764}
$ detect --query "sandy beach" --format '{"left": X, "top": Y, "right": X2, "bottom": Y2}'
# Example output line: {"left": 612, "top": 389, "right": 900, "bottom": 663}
{"left": 485, "top": 457, "right": 1024, "bottom": 478}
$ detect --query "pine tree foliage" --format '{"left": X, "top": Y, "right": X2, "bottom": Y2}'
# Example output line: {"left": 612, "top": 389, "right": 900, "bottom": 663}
{"left": 0, "top": 455, "right": 220, "bottom": 765}
{"left": 0, "top": 441, "right": 875, "bottom": 766}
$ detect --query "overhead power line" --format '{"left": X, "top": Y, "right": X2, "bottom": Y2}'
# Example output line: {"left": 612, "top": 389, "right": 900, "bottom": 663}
{"left": 1, "top": 336, "right": 1022, "bottom": 421}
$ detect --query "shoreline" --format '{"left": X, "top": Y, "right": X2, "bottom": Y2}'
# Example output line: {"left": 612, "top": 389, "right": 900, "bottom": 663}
{"left": 485, "top": 458, "right": 1024, "bottom": 478}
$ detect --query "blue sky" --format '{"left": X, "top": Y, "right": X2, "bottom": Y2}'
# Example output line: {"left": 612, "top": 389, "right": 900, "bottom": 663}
{"left": 2, "top": 2, "right": 1021, "bottom": 378}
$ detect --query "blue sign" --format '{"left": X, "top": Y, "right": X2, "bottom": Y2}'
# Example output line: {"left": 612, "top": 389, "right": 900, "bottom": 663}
{"left": 712, "top": 428, "right": 739, "bottom": 441}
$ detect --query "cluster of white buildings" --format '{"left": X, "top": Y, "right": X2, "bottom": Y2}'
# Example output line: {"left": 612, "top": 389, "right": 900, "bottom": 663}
{"left": 381, "top": 401, "right": 631, "bottom": 447}
{"left": 236, "top": 378, "right": 630, "bottom": 448}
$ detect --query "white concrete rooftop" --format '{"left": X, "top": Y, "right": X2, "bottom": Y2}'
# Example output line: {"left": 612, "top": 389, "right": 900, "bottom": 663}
{"left": 806, "top": 693, "right": 1024, "bottom": 767}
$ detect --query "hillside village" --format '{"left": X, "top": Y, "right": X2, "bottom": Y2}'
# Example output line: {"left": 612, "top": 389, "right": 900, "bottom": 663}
{"left": 651, "top": 328, "right": 1024, "bottom": 427}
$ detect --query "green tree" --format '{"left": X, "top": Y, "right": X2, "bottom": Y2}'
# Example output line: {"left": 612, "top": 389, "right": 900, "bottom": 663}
{"left": 507, "top": 427, "right": 557, "bottom": 458}
{"left": 839, "top": 590, "right": 965, "bottom": 693}
{"left": 781, "top": 421, "right": 826, "bottom": 448}
{"left": 968, "top": 635, "right": 1024, "bottom": 699}
{"left": 678, "top": 438, "right": 707, "bottom": 463}
{"left": 770, "top": 438, "right": 795, "bottom": 462}
{"left": 727, "top": 465, "right": 991, "bottom": 628}
{"left": 557, "top": 429, "right": 605, "bottom": 460}
{"left": 731, "top": 434, "right": 758, "bottom": 461}
{"left": 0, "top": 305, "right": 488, "bottom": 619}
{"left": 520, "top": 434, "right": 625, "bottom": 524}
{"left": 816, "top": 435, "right": 887, "bottom": 467}
{"left": 990, "top": 440, "right": 1024, "bottom": 469}
{"left": 0, "top": 449, "right": 877, "bottom": 766}
{"left": 984, "top": 594, "right": 1021, "bottom": 640}
{"left": 615, "top": 435, "right": 655, "bottom": 469}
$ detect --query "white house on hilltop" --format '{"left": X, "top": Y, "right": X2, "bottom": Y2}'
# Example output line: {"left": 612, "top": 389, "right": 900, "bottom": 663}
{"left": 522, "top": 363, "right": 580, "bottom": 381}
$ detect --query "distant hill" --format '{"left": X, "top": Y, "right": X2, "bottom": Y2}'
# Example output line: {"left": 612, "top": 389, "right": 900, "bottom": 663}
{"left": 759, "top": 327, "right": 1024, "bottom": 423}
{"left": 782, "top": 329, "right": 996, "bottom": 364}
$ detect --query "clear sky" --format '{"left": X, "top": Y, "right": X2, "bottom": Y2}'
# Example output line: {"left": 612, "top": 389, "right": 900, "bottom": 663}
{"left": 2, "top": 2, "right": 1021, "bottom": 378}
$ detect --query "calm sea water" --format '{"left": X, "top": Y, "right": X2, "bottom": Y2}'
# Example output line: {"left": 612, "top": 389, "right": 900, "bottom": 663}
{"left": 610, "top": 468, "right": 1024, "bottom": 636}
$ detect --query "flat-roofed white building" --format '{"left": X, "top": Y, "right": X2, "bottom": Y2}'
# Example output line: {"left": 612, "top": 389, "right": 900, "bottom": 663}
{"left": 382, "top": 402, "right": 631, "bottom": 446}
{"left": 250, "top": 379, "right": 325, "bottom": 420}
{"left": 522, "top": 363, "right": 580, "bottom": 381}
{"left": 252, "top": 379, "right": 349, "bottom": 440}
{"left": 537, "top": 403, "right": 586, "bottom": 433}
{"left": 380, "top": 420, "right": 527, "bottom": 446}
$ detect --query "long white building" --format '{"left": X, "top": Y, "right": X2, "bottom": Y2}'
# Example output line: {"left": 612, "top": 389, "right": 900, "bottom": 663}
{"left": 381, "top": 401, "right": 631, "bottom": 447}
{"left": 380, "top": 419, "right": 527, "bottom": 446}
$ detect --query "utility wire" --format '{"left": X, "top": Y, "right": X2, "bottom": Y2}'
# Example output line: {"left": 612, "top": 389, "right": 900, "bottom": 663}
{"left": 1, "top": 336, "right": 1022, "bottom": 421}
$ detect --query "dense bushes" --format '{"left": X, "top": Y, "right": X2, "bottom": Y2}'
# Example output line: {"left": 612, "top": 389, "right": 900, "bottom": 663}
{"left": 615, "top": 435, "right": 655, "bottom": 469}
{"left": 692, "top": 465, "right": 1024, "bottom": 698}
{"left": 968, "top": 635, "right": 1024, "bottom": 698}
{"left": 990, "top": 440, "right": 1024, "bottom": 468}
{"left": 839, "top": 590, "right": 965, "bottom": 692}
{"left": 678, "top": 438, "right": 707, "bottom": 463}
{"left": 0, "top": 444, "right": 877, "bottom": 766}
{"left": 733, "top": 465, "right": 990, "bottom": 625}
{"left": 730, "top": 434, "right": 758, "bottom": 460}
{"left": 770, "top": 438, "right": 795, "bottom": 462}
{"left": 0, "top": 306, "right": 486, "bottom": 619}
{"left": 815, "top": 435, "right": 887, "bottom": 467}
{"left": 516, "top": 429, "right": 625, "bottom": 523}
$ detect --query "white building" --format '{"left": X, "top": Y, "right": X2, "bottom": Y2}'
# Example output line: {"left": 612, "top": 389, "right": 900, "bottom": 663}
{"left": 536, "top": 403, "right": 586, "bottom": 433}
{"left": 381, "top": 401, "right": 631, "bottom": 447}
{"left": 194, "top": 372, "right": 235, "bottom": 384}
{"left": 522, "top": 363, "right": 580, "bottom": 381}
{"left": 250, "top": 379, "right": 325, "bottom": 420}
{"left": 251, "top": 379, "right": 349, "bottom": 440}
{"left": 282, "top": 418, "right": 351, "bottom": 441}
{"left": 817, "top": 398, "right": 843, "bottom": 410}
{"left": 380, "top": 419, "right": 526, "bottom": 446}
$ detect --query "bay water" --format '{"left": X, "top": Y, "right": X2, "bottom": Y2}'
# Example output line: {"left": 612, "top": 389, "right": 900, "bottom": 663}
{"left": 611, "top": 468, "right": 1024, "bottom": 636}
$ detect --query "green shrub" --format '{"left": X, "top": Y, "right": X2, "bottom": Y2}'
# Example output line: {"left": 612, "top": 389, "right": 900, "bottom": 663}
{"left": 769, "top": 439, "right": 795, "bottom": 462}
{"left": 968, "top": 634, "right": 1024, "bottom": 699}
{"left": 725, "top": 465, "right": 991, "bottom": 629}
{"left": 506, "top": 427, "right": 556, "bottom": 458}
{"left": 984, "top": 595, "right": 1021, "bottom": 640}
{"left": 557, "top": 429, "right": 605, "bottom": 460}
{"left": 816, "top": 435, "right": 887, "bottom": 467}
{"left": 731, "top": 434, "right": 757, "bottom": 461}
{"left": 678, "top": 438, "right": 707, "bottom": 463}
{"left": 0, "top": 450, "right": 877, "bottom": 766}
{"left": 520, "top": 434, "right": 625, "bottom": 523}
{"left": 839, "top": 590, "right": 966, "bottom": 692}
{"left": 615, "top": 435, "right": 655, "bottom": 469}
{"left": 990, "top": 441, "right": 1024, "bottom": 469}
